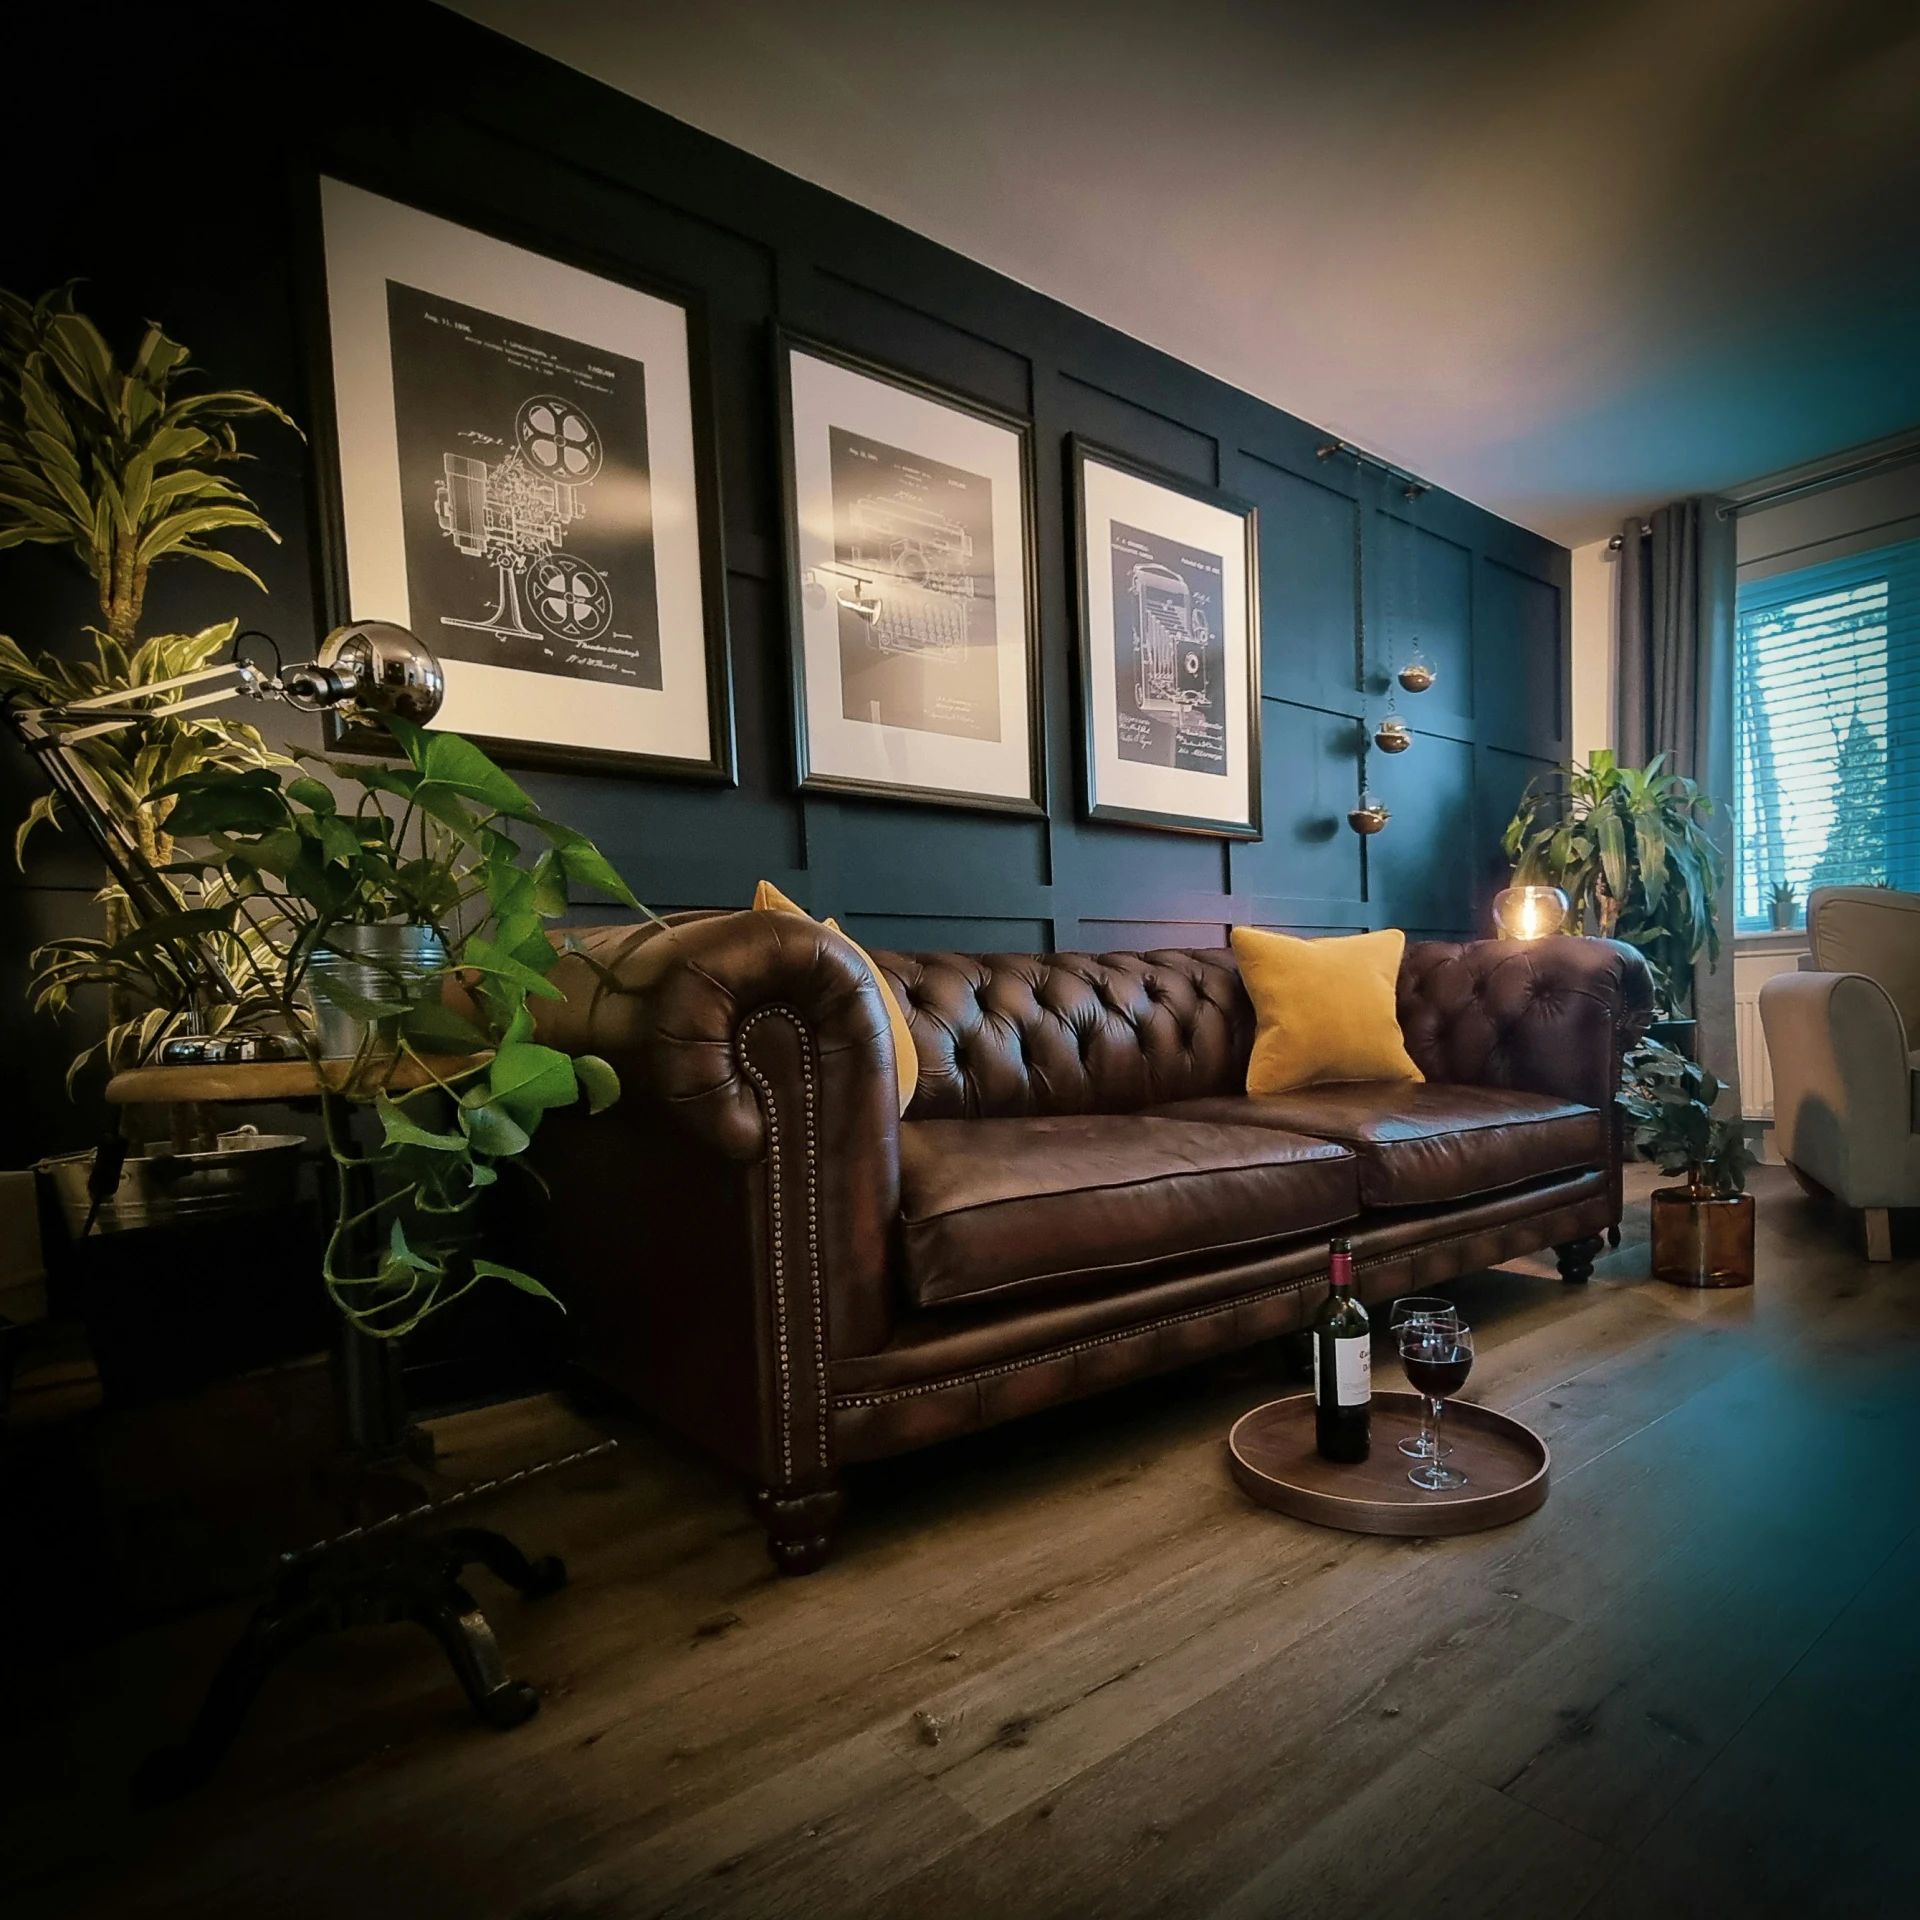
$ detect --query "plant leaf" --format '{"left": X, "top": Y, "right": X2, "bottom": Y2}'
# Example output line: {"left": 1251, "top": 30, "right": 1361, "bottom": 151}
{"left": 489, "top": 1040, "right": 578, "bottom": 1114}
{"left": 472, "top": 1257, "right": 563, "bottom": 1307}
{"left": 374, "top": 1094, "right": 466, "bottom": 1153}
{"left": 573, "top": 1053, "right": 620, "bottom": 1114}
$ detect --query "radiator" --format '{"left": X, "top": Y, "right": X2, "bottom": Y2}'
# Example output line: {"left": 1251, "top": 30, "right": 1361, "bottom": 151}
{"left": 1736, "top": 992, "right": 1774, "bottom": 1119}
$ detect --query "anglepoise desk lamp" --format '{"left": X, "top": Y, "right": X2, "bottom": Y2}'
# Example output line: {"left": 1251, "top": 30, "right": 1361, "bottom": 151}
{"left": 5, "top": 620, "right": 609, "bottom": 1793}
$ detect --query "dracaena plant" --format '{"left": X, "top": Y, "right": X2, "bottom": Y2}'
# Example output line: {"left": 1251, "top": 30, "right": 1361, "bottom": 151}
{"left": 1617, "top": 1039, "right": 1758, "bottom": 1197}
{"left": 155, "top": 716, "right": 641, "bottom": 1337}
{"left": 1501, "top": 749, "right": 1723, "bottom": 1014}
{"left": 0, "top": 284, "right": 295, "bottom": 639}
{"left": 0, "top": 285, "right": 298, "bottom": 1073}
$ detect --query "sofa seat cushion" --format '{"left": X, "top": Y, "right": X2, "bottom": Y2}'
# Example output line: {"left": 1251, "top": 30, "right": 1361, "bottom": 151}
{"left": 1146, "top": 1084, "right": 1603, "bottom": 1209}
{"left": 897, "top": 1114, "right": 1358, "bottom": 1312}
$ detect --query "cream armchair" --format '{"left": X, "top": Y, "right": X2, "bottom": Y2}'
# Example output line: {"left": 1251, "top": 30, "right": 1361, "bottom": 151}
{"left": 1759, "top": 887, "right": 1920, "bottom": 1259}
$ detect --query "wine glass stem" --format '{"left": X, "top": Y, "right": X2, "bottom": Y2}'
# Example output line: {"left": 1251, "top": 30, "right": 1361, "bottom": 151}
{"left": 1427, "top": 1394, "right": 1444, "bottom": 1460}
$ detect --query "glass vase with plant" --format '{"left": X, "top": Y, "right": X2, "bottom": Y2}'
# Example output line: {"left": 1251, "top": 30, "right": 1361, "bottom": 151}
{"left": 1769, "top": 881, "right": 1798, "bottom": 932}
{"left": 1618, "top": 1038, "right": 1760, "bottom": 1286}
{"left": 1501, "top": 749, "right": 1722, "bottom": 1014}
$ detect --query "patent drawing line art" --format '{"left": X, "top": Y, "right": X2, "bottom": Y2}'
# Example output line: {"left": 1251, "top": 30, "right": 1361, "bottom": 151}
{"left": 1109, "top": 520, "right": 1227, "bottom": 777}
{"left": 816, "top": 427, "right": 1001, "bottom": 743}
{"left": 385, "top": 282, "right": 663, "bottom": 691}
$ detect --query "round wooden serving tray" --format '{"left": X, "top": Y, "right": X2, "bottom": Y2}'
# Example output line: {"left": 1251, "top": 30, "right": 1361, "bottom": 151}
{"left": 1228, "top": 1391, "right": 1549, "bottom": 1537}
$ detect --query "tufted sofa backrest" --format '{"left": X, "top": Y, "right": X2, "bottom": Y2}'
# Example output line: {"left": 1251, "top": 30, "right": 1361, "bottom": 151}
{"left": 869, "top": 948, "right": 1256, "bottom": 1120}
{"left": 870, "top": 937, "right": 1648, "bottom": 1124}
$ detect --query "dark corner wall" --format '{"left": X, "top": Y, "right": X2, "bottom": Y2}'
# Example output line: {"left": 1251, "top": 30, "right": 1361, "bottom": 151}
{"left": 0, "top": 2, "right": 1569, "bottom": 1168}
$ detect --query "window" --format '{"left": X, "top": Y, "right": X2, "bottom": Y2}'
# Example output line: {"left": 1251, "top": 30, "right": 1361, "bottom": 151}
{"left": 1735, "top": 537, "right": 1920, "bottom": 932}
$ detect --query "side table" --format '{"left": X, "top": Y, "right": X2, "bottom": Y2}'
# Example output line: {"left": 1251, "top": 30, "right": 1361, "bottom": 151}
{"left": 103, "top": 1057, "right": 604, "bottom": 1798}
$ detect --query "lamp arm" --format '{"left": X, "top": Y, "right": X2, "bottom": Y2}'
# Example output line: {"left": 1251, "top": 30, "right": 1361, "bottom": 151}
{"left": 2, "top": 698, "right": 244, "bottom": 1004}
{"left": 0, "top": 621, "right": 444, "bottom": 1060}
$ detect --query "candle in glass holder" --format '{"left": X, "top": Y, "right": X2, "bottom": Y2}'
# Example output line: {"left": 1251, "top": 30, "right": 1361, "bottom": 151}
{"left": 1493, "top": 885, "right": 1569, "bottom": 940}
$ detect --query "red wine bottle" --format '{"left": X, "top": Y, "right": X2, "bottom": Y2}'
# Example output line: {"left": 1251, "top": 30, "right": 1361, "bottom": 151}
{"left": 1312, "top": 1238, "right": 1371, "bottom": 1462}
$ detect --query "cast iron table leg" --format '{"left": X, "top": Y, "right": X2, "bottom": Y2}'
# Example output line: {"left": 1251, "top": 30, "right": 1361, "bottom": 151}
{"left": 135, "top": 1095, "right": 569, "bottom": 1799}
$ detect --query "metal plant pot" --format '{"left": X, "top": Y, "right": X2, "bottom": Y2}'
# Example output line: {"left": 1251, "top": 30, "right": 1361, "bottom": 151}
{"left": 39, "top": 1129, "right": 304, "bottom": 1236}
{"left": 36, "top": 1132, "right": 325, "bottom": 1405}
{"left": 1650, "top": 1186, "right": 1756, "bottom": 1288}
{"left": 307, "top": 923, "right": 449, "bottom": 1058}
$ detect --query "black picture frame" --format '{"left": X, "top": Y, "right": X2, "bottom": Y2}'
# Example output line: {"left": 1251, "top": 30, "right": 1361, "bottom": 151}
{"left": 301, "top": 170, "right": 736, "bottom": 784}
{"left": 1067, "top": 434, "right": 1263, "bottom": 839}
{"left": 775, "top": 331, "right": 1045, "bottom": 818}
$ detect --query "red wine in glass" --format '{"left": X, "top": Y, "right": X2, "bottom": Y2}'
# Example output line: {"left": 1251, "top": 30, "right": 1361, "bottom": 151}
{"left": 1398, "top": 1321, "right": 1474, "bottom": 1491}
{"left": 1401, "top": 1348, "right": 1472, "bottom": 1399}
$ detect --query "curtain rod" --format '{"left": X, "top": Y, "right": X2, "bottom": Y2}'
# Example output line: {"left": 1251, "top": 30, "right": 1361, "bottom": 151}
{"left": 1316, "top": 439, "right": 1432, "bottom": 501}
{"left": 1716, "top": 441, "right": 1920, "bottom": 520}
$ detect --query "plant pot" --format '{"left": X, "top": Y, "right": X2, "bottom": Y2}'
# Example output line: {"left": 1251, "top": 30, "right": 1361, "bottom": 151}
{"left": 38, "top": 1131, "right": 304, "bottom": 1235}
{"left": 307, "top": 924, "right": 449, "bottom": 1058}
{"left": 34, "top": 1150, "right": 327, "bottom": 1405}
{"left": 1650, "top": 1186, "right": 1755, "bottom": 1288}
{"left": 1770, "top": 902, "right": 1797, "bottom": 931}
{"left": 1645, "top": 1017, "right": 1697, "bottom": 1059}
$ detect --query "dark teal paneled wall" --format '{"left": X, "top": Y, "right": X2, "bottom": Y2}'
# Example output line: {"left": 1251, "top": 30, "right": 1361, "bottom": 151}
{"left": 0, "top": 2, "right": 1568, "bottom": 1166}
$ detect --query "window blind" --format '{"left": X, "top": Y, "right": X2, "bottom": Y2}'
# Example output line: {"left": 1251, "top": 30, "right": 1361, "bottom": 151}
{"left": 1735, "top": 536, "right": 1920, "bottom": 931}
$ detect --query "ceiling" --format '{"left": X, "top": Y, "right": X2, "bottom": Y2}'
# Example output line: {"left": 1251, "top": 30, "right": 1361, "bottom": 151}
{"left": 442, "top": 0, "right": 1920, "bottom": 547}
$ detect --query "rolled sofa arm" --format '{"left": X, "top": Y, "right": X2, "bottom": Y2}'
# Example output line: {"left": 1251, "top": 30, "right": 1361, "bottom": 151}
{"left": 536, "top": 910, "right": 901, "bottom": 1166}
{"left": 1759, "top": 970, "right": 1920, "bottom": 1207}
{"left": 1398, "top": 936, "right": 1656, "bottom": 1111}
{"left": 521, "top": 910, "right": 902, "bottom": 1494}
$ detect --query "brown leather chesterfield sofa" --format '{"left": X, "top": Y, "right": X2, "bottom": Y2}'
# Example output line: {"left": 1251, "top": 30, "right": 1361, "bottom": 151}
{"left": 527, "top": 914, "right": 1652, "bottom": 1572}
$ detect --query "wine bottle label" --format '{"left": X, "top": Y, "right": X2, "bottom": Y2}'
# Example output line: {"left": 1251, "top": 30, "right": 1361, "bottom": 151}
{"left": 1313, "top": 1334, "right": 1372, "bottom": 1408}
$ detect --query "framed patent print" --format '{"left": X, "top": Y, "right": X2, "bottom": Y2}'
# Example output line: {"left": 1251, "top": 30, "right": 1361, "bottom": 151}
{"left": 313, "top": 176, "right": 733, "bottom": 778}
{"left": 777, "top": 336, "right": 1043, "bottom": 814}
{"left": 1069, "top": 436, "right": 1261, "bottom": 838}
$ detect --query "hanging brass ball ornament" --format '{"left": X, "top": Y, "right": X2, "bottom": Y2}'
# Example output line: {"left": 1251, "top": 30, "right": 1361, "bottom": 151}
{"left": 1373, "top": 716, "right": 1413, "bottom": 753}
{"left": 1347, "top": 797, "right": 1391, "bottom": 835}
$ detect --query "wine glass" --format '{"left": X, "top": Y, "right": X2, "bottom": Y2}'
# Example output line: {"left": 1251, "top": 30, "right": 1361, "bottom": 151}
{"left": 1388, "top": 1298, "right": 1459, "bottom": 1460}
{"left": 1398, "top": 1319, "right": 1474, "bottom": 1491}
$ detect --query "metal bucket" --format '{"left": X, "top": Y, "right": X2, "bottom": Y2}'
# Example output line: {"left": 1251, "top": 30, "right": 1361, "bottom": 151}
{"left": 306, "top": 923, "right": 449, "bottom": 1058}
{"left": 39, "top": 1127, "right": 305, "bottom": 1236}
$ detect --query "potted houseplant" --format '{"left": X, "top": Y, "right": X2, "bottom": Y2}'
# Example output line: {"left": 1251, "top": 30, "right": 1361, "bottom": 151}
{"left": 1501, "top": 750, "right": 1723, "bottom": 1018}
{"left": 1617, "top": 1039, "right": 1760, "bottom": 1287}
{"left": 154, "top": 715, "right": 637, "bottom": 1339}
{"left": 0, "top": 286, "right": 325, "bottom": 1394}
{"left": 0, "top": 285, "right": 299, "bottom": 1133}
{"left": 1769, "top": 881, "right": 1799, "bottom": 932}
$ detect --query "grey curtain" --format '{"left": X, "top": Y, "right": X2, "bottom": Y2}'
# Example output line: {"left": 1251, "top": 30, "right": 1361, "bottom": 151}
{"left": 1615, "top": 499, "right": 1739, "bottom": 1103}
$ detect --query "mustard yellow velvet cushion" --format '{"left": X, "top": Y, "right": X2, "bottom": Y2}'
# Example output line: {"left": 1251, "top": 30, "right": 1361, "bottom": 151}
{"left": 752, "top": 880, "right": 918, "bottom": 1115}
{"left": 1230, "top": 925, "right": 1424, "bottom": 1095}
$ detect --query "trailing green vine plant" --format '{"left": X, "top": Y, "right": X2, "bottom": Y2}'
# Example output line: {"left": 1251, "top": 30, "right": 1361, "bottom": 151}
{"left": 156, "top": 715, "right": 640, "bottom": 1336}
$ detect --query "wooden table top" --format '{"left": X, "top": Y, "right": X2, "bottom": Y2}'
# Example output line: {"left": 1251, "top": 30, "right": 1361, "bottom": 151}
{"left": 105, "top": 1053, "right": 490, "bottom": 1105}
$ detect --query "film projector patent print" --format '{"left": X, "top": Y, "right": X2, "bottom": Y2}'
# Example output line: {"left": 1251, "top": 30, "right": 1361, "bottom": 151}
{"left": 317, "top": 178, "right": 729, "bottom": 775}
{"left": 780, "top": 340, "right": 1042, "bottom": 814}
{"left": 385, "top": 285, "right": 656, "bottom": 688}
{"left": 1069, "top": 438, "right": 1260, "bottom": 838}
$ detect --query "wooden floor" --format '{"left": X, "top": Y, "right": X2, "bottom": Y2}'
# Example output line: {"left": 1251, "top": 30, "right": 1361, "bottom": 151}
{"left": 6, "top": 1164, "right": 1918, "bottom": 1919}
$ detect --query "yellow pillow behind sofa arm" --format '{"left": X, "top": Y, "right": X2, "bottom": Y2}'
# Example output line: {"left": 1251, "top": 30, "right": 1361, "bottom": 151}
{"left": 1230, "top": 925, "right": 1424, "bottom": 1095}
{"left": 752, "top": 880, "right": 919, "bottom": 1116}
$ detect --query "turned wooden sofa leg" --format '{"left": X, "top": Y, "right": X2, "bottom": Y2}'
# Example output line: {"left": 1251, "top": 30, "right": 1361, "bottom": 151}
{"left": 1556, "top": 1235, "right": 1604, "bottom": 1284}
{"left": 754, "top": 1480, "right": 845, "bottom": 1576}
{"left": 1864, "top": 1208, "right": 1893, "bottom": 1262}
